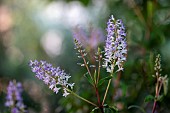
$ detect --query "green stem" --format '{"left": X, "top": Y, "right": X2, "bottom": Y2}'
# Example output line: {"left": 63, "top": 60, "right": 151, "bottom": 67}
{"left": 82, "top": 55, "right": 93, "bottom": 80}
{"left": 97, "top": 54, "right": 101, "bottom": 84}
{"left": 66, "top": 88, "right": 97, "bottom": 107}
{"left": 152, "top": 75, "right": 163, "bottom": 113}
{"left": 102, "top": 79, "right": 112, "bottom": 105}
{"left": 78, "top": 47, "right": 93, "bottom": 81}
{"left": 152, "top": 100, "right": 157, "bottom": 113}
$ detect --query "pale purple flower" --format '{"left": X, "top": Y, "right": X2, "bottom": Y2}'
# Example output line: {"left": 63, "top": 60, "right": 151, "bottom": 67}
{"left": 103, "top": 15, "right": 127, "bottom": 73}
{"left": 5, "top": 81, "right": 27, "bottom": 113}
{"left": 73, "top": 26, "right": 104, "bottom": 50}
{"left": 11, "top": 108, "right": 19, "bottom": 113}
{"left": 29, "top": 60, "right": 74, "bottom": 97}
{"left": 63, "top": 88, "right": 70, "bottom": 97}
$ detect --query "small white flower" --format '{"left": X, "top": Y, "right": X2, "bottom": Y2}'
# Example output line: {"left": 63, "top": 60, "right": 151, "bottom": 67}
{"left": 53, "top": 87, "right": 60, "bottom": 94}
{"left": 63, "top": 88, "right": 70, "bottom": 97}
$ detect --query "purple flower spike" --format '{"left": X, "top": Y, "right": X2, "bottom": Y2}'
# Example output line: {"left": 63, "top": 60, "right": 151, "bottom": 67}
{"left": 11, "top": 108, "right": 19, "bottom": 113}
{"left": 103, "top": 15, "right": 127, "bottom": 73}
{"left": 5, "top": 80, "right": 27, "bottom": 113}
{"left": 29, "top": 60, "right": 74, "bottom": 97}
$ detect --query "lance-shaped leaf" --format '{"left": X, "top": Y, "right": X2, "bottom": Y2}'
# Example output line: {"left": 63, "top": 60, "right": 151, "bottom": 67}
{"left": 162, "top": 75, "right": 168, "bottom": 95}
{"left": 144, "top": 95, "right": 155, "bottom": 102}
{"left": 90, "top": 107, "right": 99, "bottom": 113}
{"left": 97, "top": 76, "right": 113, "bottom": 87}
{"left": 128, "top": 105, "right": 146, "bottom": 113}
{"left": 84, "top": 72, "right": 94, "bottom": 85}
{"left": 103, "top": 104, "right": 118, "bottom": 113}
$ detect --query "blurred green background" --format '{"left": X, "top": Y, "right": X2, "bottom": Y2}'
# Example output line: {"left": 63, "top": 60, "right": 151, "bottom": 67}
{"left": 0, "top": 0, "right": 170, "bottom": 113}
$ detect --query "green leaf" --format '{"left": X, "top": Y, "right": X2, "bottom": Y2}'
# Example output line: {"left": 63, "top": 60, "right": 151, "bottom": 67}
{"left": 157, "top": 95, "right": 164, "bottom": 102}
{"left": 103, "top": 104, "right": 118, "bottom": 113}
{"left": 109, "top": 105, "right": 119, "bottom": 112}
{"left": 163, "top": 75, "right": 168, "bottom": 95}
{"left": 103, "top": 104, "right": 109, "bottom": 107}
{"left": 90, "top": 107, "right": 99, "bottom": 113}
{"left": 144, "top": 95, "right": 155, "bottom": 102}
{"left": 97, "top": 76, "right": 113, "bottom": 87}
{"left": 91, "top": 104, "right": 118, "bottom": 113}
{"left": 84, "top": 72, "right": 94, "bottom": 85}
{"left": 104, "top": 108, "right": 118, "bottom": 113}
{"left": 128, "top": 105, "right": 146, "bottom": 113}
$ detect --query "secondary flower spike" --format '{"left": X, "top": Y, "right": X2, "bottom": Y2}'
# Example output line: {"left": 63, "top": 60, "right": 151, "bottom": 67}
{"left": 103, "top": 15, "right": 127, "bottom": 73}
{"left": 29, "top": 60, "right": 74, "bottom": 97}
{"left": 5, "top": 81, "right": 27, "bottom": 113}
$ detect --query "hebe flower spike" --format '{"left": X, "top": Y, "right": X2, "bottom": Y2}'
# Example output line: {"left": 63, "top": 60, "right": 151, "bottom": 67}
{"left": 5, "top": 80, "right": 27, "bottom": 113}
{"left": 29, "top": 60, "right": 97, "bottom": 107}
{"left": 103, "top": 15, "right": 127, "bottom": 73}
{"left": 29, "top": 60, "right": 74, "bottom": 97}
{"left": 154, "top": 54, "right": 162, "bottom": 77}
{"left": 151, "top": 54, "right": 169, "bottom": 113}
{"left": 74, "top": 38, "right": 93, "bottom": 77}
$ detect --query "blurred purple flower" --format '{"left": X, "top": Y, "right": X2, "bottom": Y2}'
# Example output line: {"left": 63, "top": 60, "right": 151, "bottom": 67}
{"left": 103, "top": 15, "right": 127, "bottom": 73}
{"left": 73, "top": 26, "right": 104, "bottom": 50}
{"left": 29, "top": 60, "right": 74, "bottom": 97}
{"left": 5, "top": 81, "right": 27, "bottom": 113}
{"left": 11, "top": 108, "right": 19, "bottom": 113}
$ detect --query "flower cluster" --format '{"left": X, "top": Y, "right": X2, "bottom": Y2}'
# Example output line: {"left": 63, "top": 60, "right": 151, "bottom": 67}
{"left": 154, "top": 54, "right": 162, "bottom": 77}
{"left": 103, "top": 15, "right": 127, "bottom": 73}
{"left": 74, "top": 38, "right": 88, "bottom": 66}
{"left": 29, "top": 60, "right": 74, "bottom": 97}
{"left": 5, "top": 81, "right": 27, "bottom": 113}
{"left": 153, "top": 54, "right": 168, "bottom": 95}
